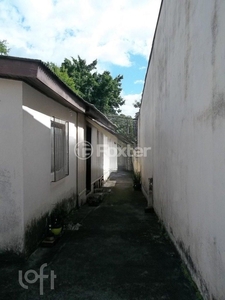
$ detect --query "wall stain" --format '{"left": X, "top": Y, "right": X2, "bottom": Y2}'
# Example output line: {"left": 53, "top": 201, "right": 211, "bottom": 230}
{"left": 0, "top": 169, "right": 22, "bottom": 252}
{"left": 184, "top": 0, "right": 191, "bottom": 101}
{"left": 24, "top": 213, "right": 48, "bottom": 257}
{"left": 211, "top": 0, "right": 218, "bottom": 66}
{"left": 177, "top": 239, "right": 210, "bottom": 299}
{"left": 196, "top": 93, "right": 225, "bottom": 130}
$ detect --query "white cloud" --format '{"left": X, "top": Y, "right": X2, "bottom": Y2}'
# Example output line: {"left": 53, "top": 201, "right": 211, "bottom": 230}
{"left": 120, "top": 92, "right": 142, "bottom": 117}
{"left": 0, "top": 0, "right": 161, "bottom": 66}
{"left": 0, "top": 0, "right": 160, "bottom": 117}
{"left": 139, "top": 66, "right": 147, "bottom": 70}
{"left": 134, "top": 80, "right": 144, "bottom": 85}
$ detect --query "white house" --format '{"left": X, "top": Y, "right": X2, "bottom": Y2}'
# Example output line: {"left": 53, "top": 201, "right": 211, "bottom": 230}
{"left": 139, "top": 1, "right": 225, "bottom": 299}
{"left": 0, "top": 56, "right": 117, "bottom": 255}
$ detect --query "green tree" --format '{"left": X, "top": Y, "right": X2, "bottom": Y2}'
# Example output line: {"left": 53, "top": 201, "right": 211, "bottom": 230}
{"left": 133, "top": 100, "right": 141, "bottom": 108}
{"left": 91, "top": 71, "right": 124, "bottom": 114}
{"left": 48, "top": 56, "right": 125, "bottom": 114}
{"left": 46, "top": 62, "right": 77, "bottom": 92}
{"left": 0, "top": 40, "right": 10, "bottom": 55}
{"left": 107, "top": 114, "right": 137, "bottom": 142}
{"left": 61, "top": 56, "right": 97, "bottom": 101}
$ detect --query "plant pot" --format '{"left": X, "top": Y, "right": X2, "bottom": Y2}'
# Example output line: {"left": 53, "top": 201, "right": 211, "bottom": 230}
{"left": 51, "top": 226, "right": 62, "bottom": 236}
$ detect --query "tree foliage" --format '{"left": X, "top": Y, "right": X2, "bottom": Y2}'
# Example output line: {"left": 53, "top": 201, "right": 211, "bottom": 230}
{"left": 133, "top": 100, "right": 141, "bottom": 108}
{"left": 107, "top": 114, "right": 137, "bottom": 142}
{"left": 0, "top": 40, "right": 10, "bottom": 55}
{"left": 46, "top": 62, "right": 77, "bottom": 92}
{"left": 47, "top": 56, "right": 125, "bottom": 115}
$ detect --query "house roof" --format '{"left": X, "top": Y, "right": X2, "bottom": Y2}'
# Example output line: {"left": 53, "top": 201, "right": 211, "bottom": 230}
{"left": 86, "top": 117, "right": 133, "bottom": 146}
{"left": 0, "top": 55, "right": 116, "bottom": 131}
{"left": 86, "top": 117, "right": 117, "bottom": 136}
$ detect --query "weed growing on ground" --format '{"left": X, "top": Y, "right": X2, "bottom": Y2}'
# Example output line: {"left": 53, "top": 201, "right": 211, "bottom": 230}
{"left": 181, "top": 263, "right": 203, "bottom": 300}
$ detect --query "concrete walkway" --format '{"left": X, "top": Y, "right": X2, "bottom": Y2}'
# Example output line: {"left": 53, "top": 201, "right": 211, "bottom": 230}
{"left": 1, "top": 171, "right": 202, "bottom": 300}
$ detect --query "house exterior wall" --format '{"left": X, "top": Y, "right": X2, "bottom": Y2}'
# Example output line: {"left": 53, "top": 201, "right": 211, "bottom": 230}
{"left": 22, "top": 83, "right": 86, "bottom": 252}
{"left": 22, "top": 83, "right": 81, "bottom": 224}
{"left": 118, "top": 140, "right": 133, "bottom": 171}
{"left": 77, "top": 113, "right": 86, "bottom": 204}
{"left": 91, "top": 126, "right": 104, "bottom": 186}
{"left": 86, "top": 118, "right": 118, "bottom": 182}
{"left": 101, "top": 132, "right": 117, "bottom": 181}
{"left": 117, "top": 141, "right": 126, "bottom": 170}
{"left": 0, "top": 76, "right": 118, "bottom": 254}
{"left": 108, "top": 136, "right": 117, "bottom": 176}
{"left": 0, "top": 79, "right": 24, "bottom": 253}
{"left": 139, "top": 1, "right": 225, "bottom": 299}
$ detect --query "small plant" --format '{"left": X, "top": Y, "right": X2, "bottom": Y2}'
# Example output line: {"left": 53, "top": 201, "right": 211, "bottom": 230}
{"left": 48, "top": 203, "right": 67, "bottom": 236}
{"left": 133, "top": 172, "right": 141, "bottom": 190}
{"left": 181, "top": 263, "right": 203, "bottom": 300}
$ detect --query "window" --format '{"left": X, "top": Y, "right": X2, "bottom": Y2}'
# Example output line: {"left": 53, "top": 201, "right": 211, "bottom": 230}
{"left": 51, "top": 117, "right": 69, "bottom": 181}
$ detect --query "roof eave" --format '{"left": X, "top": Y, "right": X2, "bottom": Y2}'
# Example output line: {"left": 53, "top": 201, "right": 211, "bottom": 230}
{"left": 0, "top": 55, "right": 118, "bottom": 128}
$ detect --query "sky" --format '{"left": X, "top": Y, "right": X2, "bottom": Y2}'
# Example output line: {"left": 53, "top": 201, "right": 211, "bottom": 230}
{"left": 0, "top": 0, "right": 161, "bottom": 117}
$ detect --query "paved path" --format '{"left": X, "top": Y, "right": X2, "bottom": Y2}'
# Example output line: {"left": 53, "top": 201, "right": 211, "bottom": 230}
{"left": 1, "top": 171, "right": 202, "bottom": 300}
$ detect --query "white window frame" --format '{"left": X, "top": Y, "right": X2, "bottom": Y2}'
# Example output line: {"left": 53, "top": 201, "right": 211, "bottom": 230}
{"left": 51, "top": 117, "right": 69, "bottom": 182}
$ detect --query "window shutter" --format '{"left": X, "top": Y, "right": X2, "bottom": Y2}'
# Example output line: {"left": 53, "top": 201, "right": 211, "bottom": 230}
{"left": 51, "top": 118, "right": 69, "bottom": 182}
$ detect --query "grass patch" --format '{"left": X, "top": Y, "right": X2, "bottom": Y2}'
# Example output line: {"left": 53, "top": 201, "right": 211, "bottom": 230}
{"left": 181, "top": 263, "right": 203, "bottom": 300}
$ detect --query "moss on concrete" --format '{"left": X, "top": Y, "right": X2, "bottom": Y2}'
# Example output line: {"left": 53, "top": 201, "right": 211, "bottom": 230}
{"left": 24, "top": 213, "right": 48, "bottom": 256}
{"left": 24, "top": 194, "right": 77, "bottom": 256}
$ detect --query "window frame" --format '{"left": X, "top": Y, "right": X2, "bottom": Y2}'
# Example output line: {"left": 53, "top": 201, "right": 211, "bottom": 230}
{"left": 51, "top": 117, "right": 69, "bottom": 182}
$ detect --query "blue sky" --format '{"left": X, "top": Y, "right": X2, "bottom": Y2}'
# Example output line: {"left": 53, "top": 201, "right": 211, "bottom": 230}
{"left": 0, "top": 0, "right": 161, "bottom": 116}
{"left": 110, "top": 54, "right": 147, "bottom": 95}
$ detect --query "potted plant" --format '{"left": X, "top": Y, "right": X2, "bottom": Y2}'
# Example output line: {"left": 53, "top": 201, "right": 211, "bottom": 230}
{"left": 49, "top": 214, "right": 63, "bottom": 236}
{"left": 133, "top": 172, "right": 142, "bottom": 190}
{"left": 49, "top": 205, "right": 67, "bottom": 236}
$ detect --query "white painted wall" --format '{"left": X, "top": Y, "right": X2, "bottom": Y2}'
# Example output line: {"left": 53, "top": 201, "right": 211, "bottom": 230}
{"left": 0, "top": 79, "right": 24, "bottom": 253}
{"left": 86, "top": 119, "right": 118, "bottom": 182}
{"left": 0, "top": 77, "right": 118, "bottom": 254}
{"left": 102, "top": 134, "right": 117, "bottom": 180}
{"left": 91, "top": 127, "right": 104, "bottom": 186}
{"left": 77, "top": 113, "right": 86, "bottom": 203}
{"left": 22, "top": 83, "right": 85, "bottom": 225}
{"left": 139, "top": 1, "right": 225, "bottom": 299}
{"left": 108, "top": 137, "right": 118, "bottom": 173}
{"left": 118, "top": 141, "right": 133, "bottom": 172}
